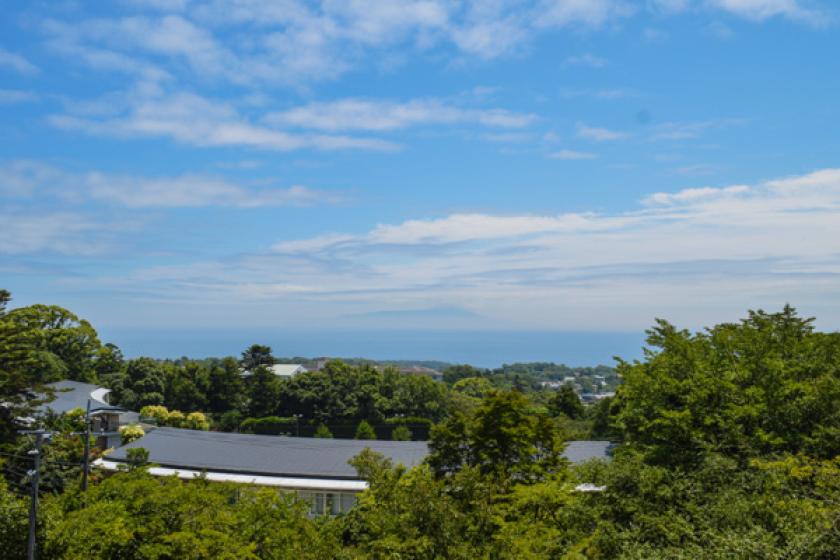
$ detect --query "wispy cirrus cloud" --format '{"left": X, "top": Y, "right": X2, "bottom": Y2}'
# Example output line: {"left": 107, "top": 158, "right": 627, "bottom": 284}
{"left": 548, "top": 149, "right": 597, "bottom": 160}
{"left": 48, "top": 91, "right": 399, "bottom": 152}
{"left": 651, "top": 118, "right": 746, "bottom": 140}
{"left": 34, "top": 0, "right": 831, "bottom": 94}
{"left": 0, "top": 160, "right": 339, "bottom": 208}
{"left": 707, "top": 0, "right": 827, "bottom": 24}
{"left": 651, "top": 0, "right": 829, "bottom": 24}
{"left": 0, "top": 90, "right": 39, "bottom": 104}
{"left": 265, "top": 98, "right": 537, "bottom": 132}
{"left": 564, "top": 53, "right": 608, "bottom": 68}
{"left": 38, "top": 1, "right": 636, "bottom": 86}
{"left": 0, "top": 212, "right": 117, "bottom": 255}
{"left": 577, "top": 122, "right": 628, "bottom": 141}
{"left": 0, "top": 48, "right": 40, "bottom": 75}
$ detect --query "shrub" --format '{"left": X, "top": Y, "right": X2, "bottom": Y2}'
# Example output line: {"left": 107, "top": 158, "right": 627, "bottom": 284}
{"left": 183, "top": 412, "right": 210, "bottom": 431}
{"left": 355, "top": 420, "right": 376, "bottom": 440}
{"left": 166, "top": 410, "right": 185, "bottom": 427}
{"left": 119, "top": 424, "right": 145, "bottom": 445}
{"left": 240, "top": 416, "right": 296, "bottom": 435}
{"left": 217, "top": 410, "right": 242, "bottom": 432}
{"left": 314, "top": 424, "right": 333, "bottom": 438}
{"left": 391, "top": 425, "right": 412, "bottom": 441}
{"left": 139, "top": 405, "right": 170, "bottom": 425}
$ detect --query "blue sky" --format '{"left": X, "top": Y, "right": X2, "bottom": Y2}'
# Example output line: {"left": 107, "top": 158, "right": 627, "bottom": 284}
{"left": 2, "top": 0, "right": 840, "bottom": 360}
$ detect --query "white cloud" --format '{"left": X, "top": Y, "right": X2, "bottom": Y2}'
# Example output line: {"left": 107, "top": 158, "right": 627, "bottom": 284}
{"left": 38, "top": 1, "right": 637, "bottom": 85}
{"left": 707, "top": 0, "right": 823, "bottom": 23}
{"left": 0, "top": 90, "right": 39, "bottom": 104}
{"left": 0, "top": 212, "right": 112, "bottom": 255}
{"left": 266, "top": 98, "right": 536, "bottom": 131}
{"left": 549, "top": 149, "right": 597, "bottom": 160}
{"left": 564, "top": 53, "right": 608, "bottom": 68}
{"left": 48, "top": 91, "right": 398, "bottom": 152}
{"left": 368, "top": 212, "right": 616, "bottom": 245}
{"left": 651, "top": 118, "right": 745, "bottom": 140}
{"left": 643, "top": 184, "right": 749, "bottom": 205}
{"left": 263, "top": 168, "right": 840, "bottom": 304}
{"left": 84, "top": 174, "right": 334, "bottom": 208}
{"left": 648, "top": 0, "right": 692, "bottom": 13}
{"left": 33, "top": 0, "right": 830, "bottom": 92}
{"left": 41, "top": 19, "right": 172, "bottom": 83}
{"left": 480, "top": 132, "right": 533, "bottom": 143}
{"left": 577, "top": 122, "right": 628, "bottom": 141}
{"left": 0, "top": 49, "right": 39, "bottom": 75}
{"left": 536, "top": 0, "right": 635, "bottom": 27}
{"left": 649, "top": 0, "right": 827, "bottom": 23}
{"left": 68, "top": 167, "right": 840, "bottom": 330}
{"left": 0, "top": 160, "right": 339, "bottom": 208}
{"left": 559, "top": 87, "right": 637, "bottom": 100}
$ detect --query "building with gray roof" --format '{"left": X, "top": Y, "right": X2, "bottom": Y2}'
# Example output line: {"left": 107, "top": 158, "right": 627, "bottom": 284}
{"left": 96, "top": 426, "right": 612, "bottom": 514}
{"left": 42, "top": 380, "right": 136, "bottom": 448}
{"left": 42, "top": 380, "right": 124, "bottom": 415}
{"left": 107, "top": 426, "right": 429, "bottom": 480}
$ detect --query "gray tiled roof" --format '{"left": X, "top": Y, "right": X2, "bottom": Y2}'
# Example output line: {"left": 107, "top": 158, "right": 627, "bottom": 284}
{"left": 109, "top": 427, "right": 430, "bottom": 480}
{"left": 564, "top": 440, "right": 613, "bottom": 463}
{"left": 42, "top": 380, "right": 124, "bottom": 415}
{"left": 108, "top": 428, "right": 611, "bottom": 480}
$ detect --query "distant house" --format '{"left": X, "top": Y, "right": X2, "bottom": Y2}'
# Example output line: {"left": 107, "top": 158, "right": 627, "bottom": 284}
{"left": 540, "top": 377, "right": 577, "bottom": 390}
{"left": 397, "top": 365, "right": 443, "bottom": 381}
{"left": 241, "top": 364, "right": 308, "bottom": 378}
{"left": 96, "top": 428, "right": 613, "bottom": 514}
{"left": 269, "top": 364, "right": 308, "bottom": 377}
{"left": 41, "top": 380, "right": 138, "bottom": 448}
{"left": 540, "top": 380, "right": 563, "bottom": 389}
{"left": 580, "top": 392, "right": 615, "bottom": 404}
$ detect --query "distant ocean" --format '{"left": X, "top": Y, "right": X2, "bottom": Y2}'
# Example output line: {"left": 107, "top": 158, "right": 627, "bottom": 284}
{"left": 99, "top": 328, "right": 646, "bottom": 368}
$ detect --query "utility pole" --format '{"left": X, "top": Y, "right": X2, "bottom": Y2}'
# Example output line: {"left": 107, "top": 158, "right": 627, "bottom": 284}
{"left": 81, "top": 399, "right": 91, "bottom": 491}
{"left": 26, "top": 430, "right": 48, "bottom": 560}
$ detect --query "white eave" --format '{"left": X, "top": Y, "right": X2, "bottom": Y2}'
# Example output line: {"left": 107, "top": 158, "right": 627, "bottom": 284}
{"left": 93, "top": 459, "right": 368, "bottom": 492}
{"left": 90, "top": 387, "right": 112, "bottom": 405}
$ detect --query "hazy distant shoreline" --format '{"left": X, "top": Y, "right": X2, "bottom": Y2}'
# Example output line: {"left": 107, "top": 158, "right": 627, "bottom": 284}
{"left": 99, "top": 327, "right": 645, "bottom": 368}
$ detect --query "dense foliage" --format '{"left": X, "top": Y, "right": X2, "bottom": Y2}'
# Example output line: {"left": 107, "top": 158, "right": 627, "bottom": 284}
{"left": 3, "top": 291, "right": 839, "bottom": 558}
{"left": 613, "top": 305, "right": 840, "bottom": 466}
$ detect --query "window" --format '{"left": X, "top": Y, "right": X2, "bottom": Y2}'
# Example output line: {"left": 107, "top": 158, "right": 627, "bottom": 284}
{"left": 297, "top": 491, "right": 358, "bottom": 515}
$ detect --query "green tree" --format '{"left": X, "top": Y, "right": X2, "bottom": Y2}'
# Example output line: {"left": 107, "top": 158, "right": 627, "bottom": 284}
{"left": 355, "top": 420, "right": 376, "bottom": 440}
{"left": 121, "top": 358, "right": 166, "bottom": 409}
{"left": 452, "top": 376, "right": 494, "bottom": 399}
{"left": 344, "top": 450, "right": 479, "bottom": 558}
{"left": 166, "top": 361, "right": 210, "bottom": 412}
{"left": 442, "top": 364, "right": 483, "bottom": 385}
{"left": 0, "top": 478, "right": 30, "bottom": 559}
{"left": 548, "top": 384, "right": 584, "bottom": 419}
{"left": 588, "top": 395, "right": 617, "bottom": 439}
{"left": 246, "top": 365, "right": 281, "bottom": 418}
{"left": 94, "top": 342, "right": 124, "bottom": 382}
{"left": 240, "top": 344, "right": 276, "bottom": 371}
{"left": 207, "top": 357, "right": 244, "bottom": 414}
{"left": 613, "top": 305, "right": 840, "bottom": 466}
{"left": 0, "top": 290, "right": 48, "bottom": 445}
{"left": 428, "top": 391, "right": 567, "bottom": 485}
{"left": 5, "top": 303, "right": 101, "bottom": 383}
